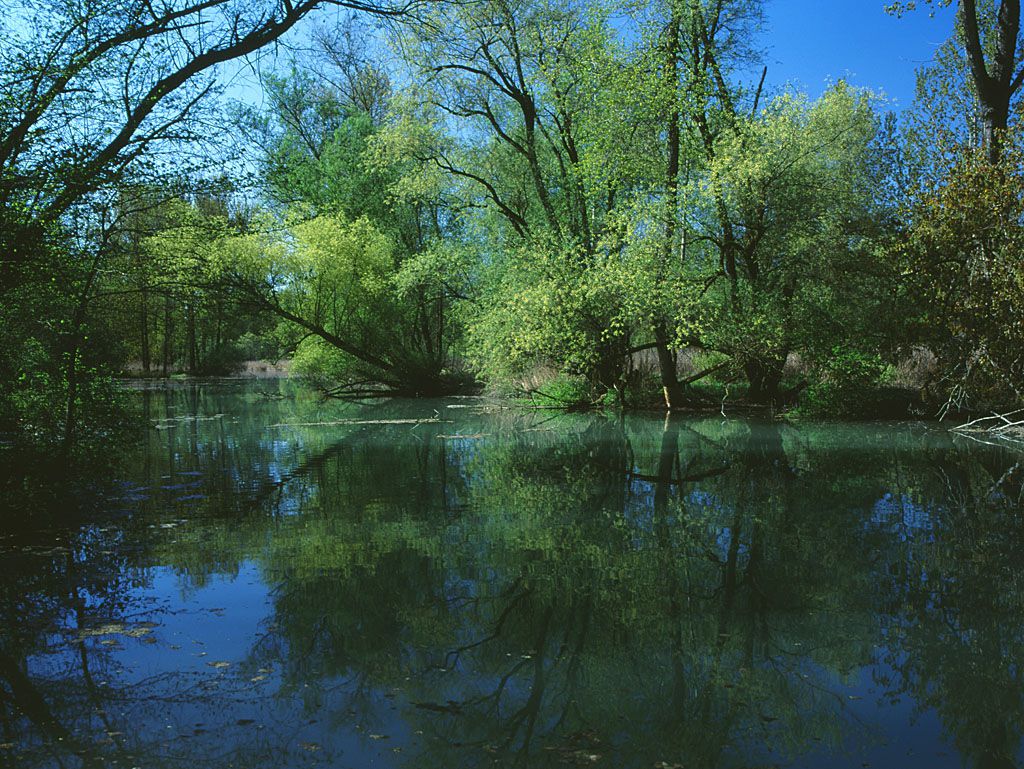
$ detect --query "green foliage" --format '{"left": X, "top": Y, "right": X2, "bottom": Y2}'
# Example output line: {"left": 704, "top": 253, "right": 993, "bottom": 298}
{"left": 0, "top": 0, "right": 415, "bottom": 455}
{"left": 800, "top": 348, "right": 886, "bottom": 419}
{"left": 220, "top": 212, "right": 469, "bottom": 396}
{"left": 223, "top": 53, "right": 473, "bottom": 398}
{"left": 901, "top": 31, "right": 983, "bottom": 184}
{"left": 701, "top": 84, "right": 896, "bottom": 384}
{"left": 0, "top": 218, "right": 141, "bottom": 456}
{"left": 895, "top": 137, "right": 1024, "bottom": 409}
{"left": 466, "top": 239, "right": 645, "bottom": 391}
{"left": 0, "top": 321, "right": 136, "bottom": 457}
{"left": 258, "top": 73, "right": 393, "bottom": 222}
{"left": 5, "top": 0, "right": 1019, "bottom": 435}
{"left": 527, "top": 373, "right": 607, "bottom": 410}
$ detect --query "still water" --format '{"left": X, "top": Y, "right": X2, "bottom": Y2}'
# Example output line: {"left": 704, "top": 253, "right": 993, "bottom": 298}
{"left": 1, "top": 380, "right": 1023, "bottom": 769}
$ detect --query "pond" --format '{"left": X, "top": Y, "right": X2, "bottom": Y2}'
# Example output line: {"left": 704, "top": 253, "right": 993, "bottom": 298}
{"left": 1, "top": 380, "right": 1023, "bottom": 769}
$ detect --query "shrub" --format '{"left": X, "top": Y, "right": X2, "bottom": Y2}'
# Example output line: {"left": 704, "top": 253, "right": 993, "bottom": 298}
{"left": 800, "top": 347, "right": 885, "bottom": 418}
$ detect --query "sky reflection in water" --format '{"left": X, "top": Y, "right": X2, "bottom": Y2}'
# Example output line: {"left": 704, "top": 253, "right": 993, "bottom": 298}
{"left": 1, "top": 380, "right": 1023, "bottom": 769}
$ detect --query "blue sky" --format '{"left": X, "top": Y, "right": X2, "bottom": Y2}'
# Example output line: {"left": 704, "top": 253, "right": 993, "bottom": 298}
{"left": 230, "top": 1, "right": 963, "bottom": 116}
{"left": 760, "top": 0, "right": 958, "bottom": 108}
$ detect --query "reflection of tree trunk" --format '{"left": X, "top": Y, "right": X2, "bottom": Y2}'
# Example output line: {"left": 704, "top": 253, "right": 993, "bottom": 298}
{"left": 653, "top": 416, "right": 688, "bottom": 715}
{"left": 583, "top": 420, "right": 632, "bottom": 515}
{"left": 509, "top": 606, "right": 552, "bottom": 765}
{"left": 188, "top": 385, "right": 200, "bottom": 463}
{"left": 652, "top": 414, "right": 745, "bottom": 758}
{"left": 0, "top": 650, "right": 104, "bottom": 768}
{"left": 67, "top": 550, "right": 128, "bottom": 758}
{"left": 559, "top": 596, "right": 591, "bottom": 707}
{"left": 696, "top": 506, "right": 743, "bottom": 758}
{"left": 744, "top": 514, "right": 764, "bottom": 667}
{"left": 722, "top": 509, "right": 743, "bottom": 614}
{"left": 931, "top": 435, "right": 974, "bottom": 515}
{"left": 741, "top": 425, "right": 788, "bottom": 663}
{"left": 0, "top": 690, "right": 11, "bottom": 741}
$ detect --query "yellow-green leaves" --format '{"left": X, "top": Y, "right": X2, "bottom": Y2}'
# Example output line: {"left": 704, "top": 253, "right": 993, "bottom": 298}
{"left": 896, "top": 136, "right": 1024, "bottom": 407}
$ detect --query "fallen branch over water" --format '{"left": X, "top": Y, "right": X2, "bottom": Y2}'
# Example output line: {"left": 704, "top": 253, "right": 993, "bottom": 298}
{"left": 272, "top": 418, "right": 450, "bottom": 427}
{"left": 951, "top": 409, "right": 1024, "bottom": 439}
{"left": 152, "top": 414, "right": 225, "bottom": 429}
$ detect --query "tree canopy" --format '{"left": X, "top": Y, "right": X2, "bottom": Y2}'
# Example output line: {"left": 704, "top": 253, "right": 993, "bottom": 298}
{"left": 2, "top": 0, "right": 1023, "bottom": 455}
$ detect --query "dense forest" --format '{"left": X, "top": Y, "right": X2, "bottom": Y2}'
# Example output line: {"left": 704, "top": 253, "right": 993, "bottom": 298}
{"left": 2, "top": 0, "right": 1023, "bottom": 459}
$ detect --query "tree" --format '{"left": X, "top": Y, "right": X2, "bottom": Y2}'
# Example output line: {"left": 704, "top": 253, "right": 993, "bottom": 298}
{"left": 387, "top": 0, "right": 641, "bottom": 394}
{"left": 119, "top": 194, "right": 277, "bottom": 375}
{"left": 229, "top": 35, "right": 471, "bottom": 397}
{"left": 890, "top": 3, "right": 1024, "bottom": 414}
{"left": 218, "top": 213, "right": 471, "bottom": 396}
{"left": 889, "top": 0, "right": 1024, "bottom": 162}
{"left": 703, "top": 85, "right": 894, "bottom": 406}
{"left": 0, "top": 0, "right": 416, "bottom": 242}
{"left": 653, "top": 0, "right": 688, "bottom": 409}
{"left": 0, "top": 0, "right": 418, "bottom": 454}
{"left": 895, "top": 137, "right": 1024, "bottom": 410}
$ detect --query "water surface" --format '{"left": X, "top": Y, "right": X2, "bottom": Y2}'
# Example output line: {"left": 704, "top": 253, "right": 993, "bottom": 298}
{"left": 1, "top": 380, "right": 1023, "bottom": 769}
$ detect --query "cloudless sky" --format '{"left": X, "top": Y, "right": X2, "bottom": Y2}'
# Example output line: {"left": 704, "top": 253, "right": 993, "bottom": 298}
{"left": 230, "top": 1, "right": 962, "bottom": 116}
{"left": 759, "top": 1, "right": 958, "bottom": 108}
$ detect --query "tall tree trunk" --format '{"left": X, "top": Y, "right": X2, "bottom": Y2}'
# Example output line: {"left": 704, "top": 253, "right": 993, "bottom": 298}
{"left": 522, "top": 102, "right": 561, "bottom": 236}
{"left": 744, "top": 356, "right": 785, "bottom": 406}
{"left": 162, "top": 296, "right": 173, "bottom": 376}
{"left": 655, "top": 324, "right": 685, "bottom": 409}
{"left": 980, "top": 99, "right": 1011, "bottom": 162}
{"left": 960, "top": 0, "right": 1021, "bottom": 163}
{"left": 186, "top": 303, "right": 198, "bottom": 374}
{"left": 62, "top": 342, "right": 80, "bottom": 462}
{"left": 656, "top": 5, "right": 687, "bottom": 410}
{"left": 61, "top": 248, "right": 104, "bottom": 461}
{"left": 140, "top": 288, "right": 150, "bottom": 374}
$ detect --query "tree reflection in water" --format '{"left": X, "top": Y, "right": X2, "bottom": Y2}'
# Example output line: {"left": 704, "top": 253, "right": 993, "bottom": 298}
{"left": 0, "top": 381, "right": 1022, "bottom": 768}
